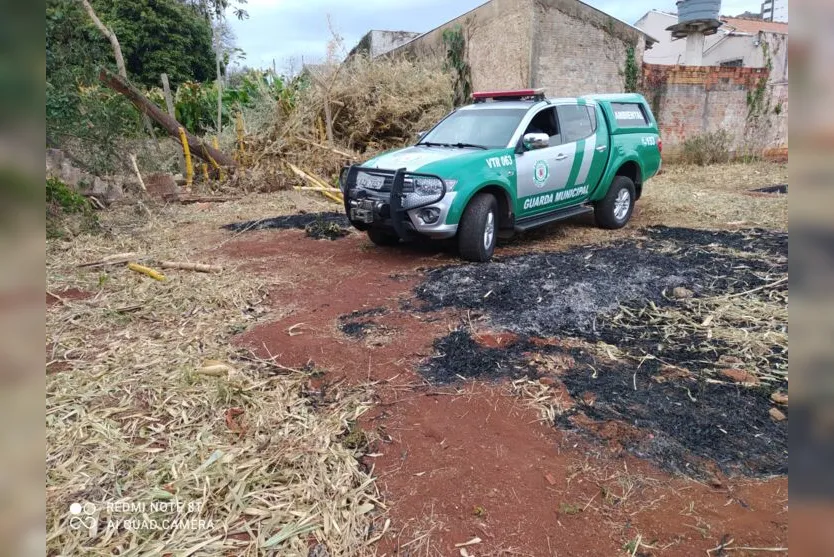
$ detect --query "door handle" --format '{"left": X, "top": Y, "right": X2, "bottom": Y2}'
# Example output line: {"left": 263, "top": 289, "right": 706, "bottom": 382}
{"left": 554, "top": 154, "right": 568, "bottom": 161}
{"left": 596, "top": 145, "right": 608, "bottom": 152}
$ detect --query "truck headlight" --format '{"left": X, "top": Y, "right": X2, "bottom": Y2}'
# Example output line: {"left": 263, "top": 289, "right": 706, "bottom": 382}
{"left": 413, "top": 176, "right": 444, "bottom": 196}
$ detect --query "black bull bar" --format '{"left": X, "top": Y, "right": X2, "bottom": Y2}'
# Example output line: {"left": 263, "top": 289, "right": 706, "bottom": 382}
{"left": 340, "top": 165, "right": 448, "bottom": 239}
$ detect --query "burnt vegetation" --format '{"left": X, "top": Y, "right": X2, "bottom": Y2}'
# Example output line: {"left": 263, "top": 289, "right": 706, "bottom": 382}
{"left": 417, "top": 227, "right": 788, "bottom": 477}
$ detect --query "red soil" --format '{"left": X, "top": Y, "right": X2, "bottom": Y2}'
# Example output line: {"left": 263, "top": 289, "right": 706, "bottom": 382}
{"left": 215, "top": 229, "right": 788, "bottom": 556}
{"left": 46, "top": 287, "right": 92, "bottom": 306}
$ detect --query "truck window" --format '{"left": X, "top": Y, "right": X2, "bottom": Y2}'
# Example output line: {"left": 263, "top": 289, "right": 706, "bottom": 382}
{"left": 587, "top": 105, "right": 597, "bottom": 132}
{"left": 611, "top": 102, "right": 650, "bottom": 127}
{"left": 557, "top": 104, "right": 594, "bottom": 143}
{"left": 524, "top": 107, "right": 561, "bottom": 146}
{"left": 420, "top": 108, "right": 528, "bottom": 149}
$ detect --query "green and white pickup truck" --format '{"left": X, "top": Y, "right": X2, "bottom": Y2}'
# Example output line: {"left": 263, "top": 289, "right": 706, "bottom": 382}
{"left": 340, "top": 89, "right": 662, "bottom": 261}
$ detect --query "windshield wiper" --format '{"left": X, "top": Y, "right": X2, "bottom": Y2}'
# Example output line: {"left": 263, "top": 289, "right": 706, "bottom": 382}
{"left": 451, "top": 142, "right": 488, "bottom": 150}
{"left": 417, "top": 141, "right": 452, "bottom": 147}
{"left": 418, "top": 141, "right": 488, "bottom": 149}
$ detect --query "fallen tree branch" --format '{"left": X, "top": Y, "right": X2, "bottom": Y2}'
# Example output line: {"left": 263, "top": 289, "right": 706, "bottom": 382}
{"left": 81, "top": 0, "right": 126, "bottom": 79}
{"left": 98, "top": 69, "right": 237, "bottom": 167}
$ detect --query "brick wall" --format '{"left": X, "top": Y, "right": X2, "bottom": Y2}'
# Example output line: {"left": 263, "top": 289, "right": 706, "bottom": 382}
{"left": 532, "top": 0, "right": 646, "bottom": 96}
{"left": 642, "top": 64, "right": 788, "bottom": 159}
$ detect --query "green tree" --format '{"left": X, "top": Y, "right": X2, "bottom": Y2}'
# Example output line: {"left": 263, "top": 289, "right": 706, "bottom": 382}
{"left": 46, "top": 0, "right": 225, "bottom": 171}
{"left": 47, "top": 0, "right": 216, "bottom": 90}
{"left": 47, "top": 0, "right": 140, "bottom": 172}
{"left": 90, "top": 0, "right": 216, "bottom": 88}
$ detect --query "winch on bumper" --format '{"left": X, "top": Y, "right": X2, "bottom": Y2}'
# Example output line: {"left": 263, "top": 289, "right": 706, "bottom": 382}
{"left": 340, "top": 165, "right": 458, "bottom": 239}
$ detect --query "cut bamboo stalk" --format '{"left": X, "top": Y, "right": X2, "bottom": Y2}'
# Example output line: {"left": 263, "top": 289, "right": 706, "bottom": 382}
{"left": 294, "top": 136, "right": 357, "bottom": 159}
{"left": 129, "top": 154, "right": 147, "bottom": 191}
{"left": 78, "top": 252, "right": 138, "bottom": 268}
{"left": 178, "top": 127, "right": 194, "bottom": 192}
{"left": 127, "top": 262, "right": 166, "bottom": 281}
{"left": 287, "top": 163, "right": 343, "bottom": 203}
{"left": 159, "top": 261, "right": 222, "bottom": 273}
{"left": 292, "top": 186, "right": 342, "bottom": 193}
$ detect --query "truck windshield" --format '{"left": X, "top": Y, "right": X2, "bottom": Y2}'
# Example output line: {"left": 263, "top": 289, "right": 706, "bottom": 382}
{"left": 418, "top": 108, "right": 528, "bottom": 149}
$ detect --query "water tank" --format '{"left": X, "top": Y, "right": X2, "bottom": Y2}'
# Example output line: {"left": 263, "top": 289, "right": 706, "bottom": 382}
{"left": 667, "top": 0, "right": 722, "bottom": 38}
{"left": 676, "top": 0, "right": 721, "bottom": 23}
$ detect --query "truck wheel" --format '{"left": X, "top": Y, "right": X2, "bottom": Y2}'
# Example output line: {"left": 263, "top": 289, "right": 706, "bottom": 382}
{"left": 594, "top": 176, "right": 635, "bottom": 229}
{"left": 367, "top": 229, "right": 400, "bottom": 246}
{"left": 458, "top": 193, "right": 497, "bottom": 262}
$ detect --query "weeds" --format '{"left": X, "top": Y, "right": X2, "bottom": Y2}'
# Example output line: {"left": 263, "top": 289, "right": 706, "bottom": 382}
{"left": 680, "top": 130, "right": 732, "bottom": 165}
{"left": 46, "top": 177, "right": 100, "bottom": 239}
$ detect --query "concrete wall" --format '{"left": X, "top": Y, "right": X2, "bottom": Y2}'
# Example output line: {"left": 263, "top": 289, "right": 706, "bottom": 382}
{"left": 349, "top": 30, "right": 422, "bottom": 59}
{"left": 635, "top": 11, "right": 686, "bottom": 65}
{"left": 388, "top": 0, "right": 648, "bottom": 95}
{"left": 700, "top": 31, "right": 788, "bottom": 78}
{"left": 390, "top": 0, "right": 535, "bottom": 91}
{"left": 531, "top": 0, "right": 647, "bottom": 96}
{"left": 642, "top": 64, "right": 788, "bottom": 159}
{"left": 636, "top": 11, "right": 789, "bottom": 80}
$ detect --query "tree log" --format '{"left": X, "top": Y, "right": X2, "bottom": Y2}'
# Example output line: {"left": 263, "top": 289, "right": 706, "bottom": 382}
{"left": 98, "top": 70, "right": 237, "bottom": 167}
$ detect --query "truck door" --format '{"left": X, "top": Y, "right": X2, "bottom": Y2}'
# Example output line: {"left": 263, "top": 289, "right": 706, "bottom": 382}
{"left": 515, "top": 106, "right": 577, "bottom": 218}
{"left": 555, "top": 103, "right": 609, "bottom": 199}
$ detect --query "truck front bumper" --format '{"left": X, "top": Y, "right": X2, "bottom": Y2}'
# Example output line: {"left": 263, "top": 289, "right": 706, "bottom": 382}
{"left": 341, "top": 165, "right": 458, "bottom": 240}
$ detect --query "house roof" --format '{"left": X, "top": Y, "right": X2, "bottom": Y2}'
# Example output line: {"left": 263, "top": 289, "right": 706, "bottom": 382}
{"left": 719, "top": 17, "right": 788, "bottom": 35}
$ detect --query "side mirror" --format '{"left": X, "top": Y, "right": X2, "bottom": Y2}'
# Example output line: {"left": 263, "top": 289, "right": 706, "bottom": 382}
{"left": 416, "top": 130, "right": 427, "bottom": 140}
{"left": 523, "top": 132, "right": 549, "bottom": 150}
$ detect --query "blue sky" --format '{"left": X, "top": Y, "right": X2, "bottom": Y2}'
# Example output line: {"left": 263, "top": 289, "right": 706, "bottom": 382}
{"left": 229, "top": 0, "right": 767, "bottom": 73}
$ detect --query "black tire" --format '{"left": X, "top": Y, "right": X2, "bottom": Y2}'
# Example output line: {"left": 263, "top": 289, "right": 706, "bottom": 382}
{"left": 367, "top": 229, "right": 400, "bottom": 246}
{"left": 458, "top": 193, "right": 498, "bottom": 262}
{"left": 594, "top": 176, "right": 636, "bottom": 229}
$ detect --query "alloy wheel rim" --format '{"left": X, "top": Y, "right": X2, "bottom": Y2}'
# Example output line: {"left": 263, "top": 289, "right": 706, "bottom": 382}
{"left": 484, "top": 211, "right": 495, "bottom": 249}
{"left": 614, "top": 189, "right": 631, "bottom": 221}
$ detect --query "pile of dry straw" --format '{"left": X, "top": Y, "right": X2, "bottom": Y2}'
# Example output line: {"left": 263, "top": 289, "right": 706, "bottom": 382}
{"left": 227, "top": 55, "right": 454, "bottom": 192}
{"left": 46, "top": 200, "right": 384, "bottom": 555}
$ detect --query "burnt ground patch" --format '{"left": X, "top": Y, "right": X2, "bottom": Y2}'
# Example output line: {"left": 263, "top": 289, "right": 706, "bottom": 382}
{"left": 223, "top": 211, "right": 350, "bottom": 239}
{"left": 416, "top": 226, "right": 786, "bottom": 338}
{"left": 752, "top": 184, "right": 788, "bottom": 194}
{"left": 416, "top": 227, "right": 788, "bottom": 478}
{"left": 338, "top": 307, "right": 389, "bottom": 338}
{"left": 556, "top": 357, "right": 786, "bottom": 477}
{"left": 422, "top": 328, "right": 786, "bottom": 478}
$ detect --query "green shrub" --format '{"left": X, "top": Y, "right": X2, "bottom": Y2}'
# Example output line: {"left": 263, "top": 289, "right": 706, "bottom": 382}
{"left": 47, "top": 177, "right": 88, "bottom": 213}
{"left": 681, "top": 130, "right": 732, "bottom": 166}
{"left": 46, "top": 178, "right": 99, "bottom": 238}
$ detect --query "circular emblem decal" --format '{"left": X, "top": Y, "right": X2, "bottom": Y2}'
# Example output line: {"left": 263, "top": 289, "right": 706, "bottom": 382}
{"left": 533, "top": 160, "right": 549, "bottom": 187}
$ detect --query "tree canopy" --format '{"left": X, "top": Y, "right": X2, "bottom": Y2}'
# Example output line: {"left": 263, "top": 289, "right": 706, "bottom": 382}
{"left": 47, "top": 0, "right": 216, "bottom": 89}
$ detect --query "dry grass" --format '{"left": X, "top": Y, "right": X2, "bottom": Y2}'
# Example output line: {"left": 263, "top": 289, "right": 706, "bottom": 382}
{"left": 610, "top": 283, "right": 788, "bottom": 385}
{"left": 504, "top": 161, "right": 788, "bottom": 255}
{"left": 639, "top": 162, "right": 788, "bottom": 230}
{"left": 283, "top": 55, "right": 454, "bottom": 153}
{"left": 509, "top": 378, "right": 569, "bottom": 423}
{"left": 46, "top": 197, "right": 380, "bottom": 556}
{"left": 223, "top": 55, "right": 454, "bottom": 193}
